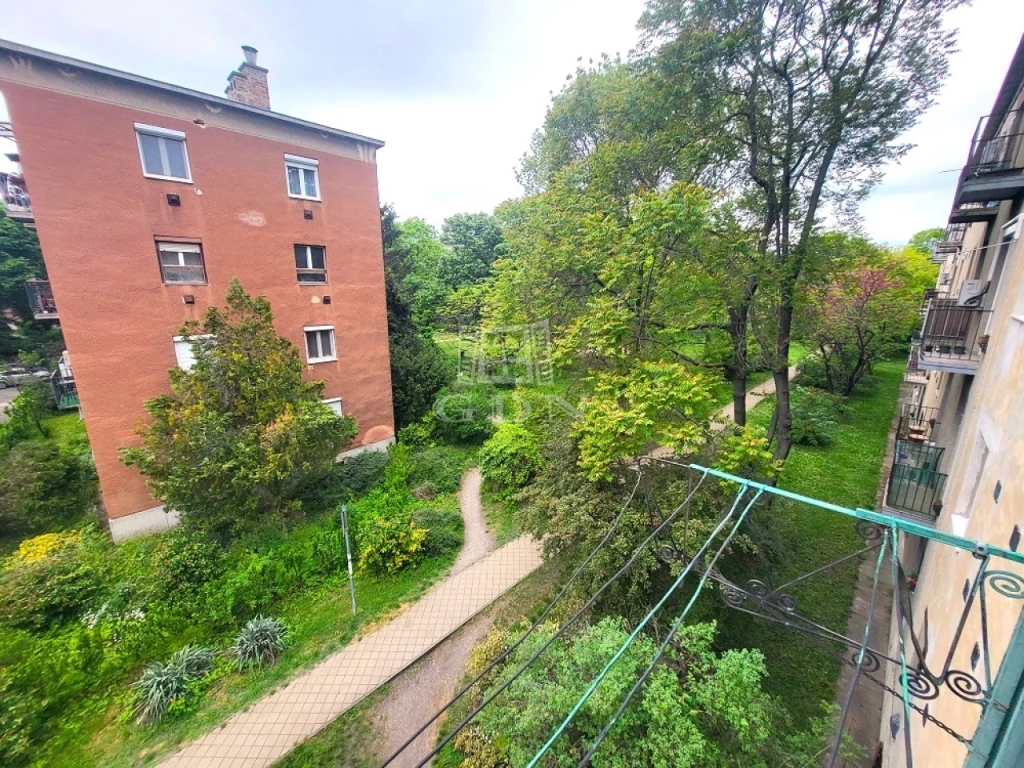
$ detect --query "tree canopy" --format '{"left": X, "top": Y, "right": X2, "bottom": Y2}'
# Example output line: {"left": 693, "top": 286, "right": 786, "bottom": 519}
{"left": 121, "top": 280, "right": 357, "bottom": 537}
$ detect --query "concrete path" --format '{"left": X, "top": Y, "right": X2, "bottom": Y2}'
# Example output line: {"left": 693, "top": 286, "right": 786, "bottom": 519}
{"left": 452, "top": 468, "right": 495, "bottom": 575}
{"left": 715, "top": 366, "right": 799, "bottom": 426}
{"left": 160, "top": 498, "right": 541, "bottom": 767}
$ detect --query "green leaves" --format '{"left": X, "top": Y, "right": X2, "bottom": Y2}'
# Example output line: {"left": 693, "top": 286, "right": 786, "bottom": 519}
{"left": 120, "top": 280, "right": 357, "bottom": 538}
{"left": 574, "top": 361, "right": 717, "bottom": 480}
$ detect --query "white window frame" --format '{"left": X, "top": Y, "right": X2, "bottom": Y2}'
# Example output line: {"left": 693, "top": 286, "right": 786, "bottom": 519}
{"left": 157, "top": 241, "right": 207, "bottom": 284}
{"left": 295, "top": 244, "right": 328, "bottom": 284}
{"left": 304, "top": 326, "right": 336, "bottom": 364}
{"left": 322, "top": 397, "right": 343, "bottom": 416}
{"left": 135, "top": 123, "right": 192, "bottom": 183}
{"left": 285, "top": 154, "right": 320, "bottom": 201}
{"left": 172, "top": 334, "right": 213, "bottom": 371}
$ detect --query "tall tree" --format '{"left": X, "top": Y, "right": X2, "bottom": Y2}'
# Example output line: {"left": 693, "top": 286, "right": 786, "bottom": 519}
{"left": 639, "top": 0, "right": 963, "bottom": 459}
{"left": 381, "top": 205, "right": 452, "bottom": 429}
{"left": 439, "top": 212, "right": 504, "bottom": 290}
{"left": 121, "top": 280, "right": 357, "bottom": 537}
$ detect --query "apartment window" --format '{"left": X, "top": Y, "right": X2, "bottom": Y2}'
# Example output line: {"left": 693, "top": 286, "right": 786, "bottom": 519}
{"left": 285, "top": 154, "right": 320, "bottom": 200}
{"left": 295, "top": 245, "right": 327, "bottom": 283}
{"left": 304, "top": 326, "right": 336, "bottom": 363}
{"left": 172, "top": 335, "right": 212, "bottom": 371}
{"left": 157, "top": 242, "right": 207, "bottom": 284}
{"left": 322, "top": 397, "right": 343, "bottom": 416}
{"left": 136, "top": 123, "right": 191, "bottom": 181}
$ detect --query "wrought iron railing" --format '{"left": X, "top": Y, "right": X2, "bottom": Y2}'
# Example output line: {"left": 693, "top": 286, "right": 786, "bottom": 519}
{"left": 50, "top": 369, "right": 79, "bottom": 410}
{"left": 968, "top": 131, "right": 1024, "bottom": 176}
{"left": 919, "top": 300, "right": 990, "bottom": 366}
{"left": 897, "top": 404, "right": 940, "bottom": 442}
{"left": 25, "top": 279, "right": 57, "bottom": 319}
{"left": 887, "top": 439, "right": 947, "bottom": 518}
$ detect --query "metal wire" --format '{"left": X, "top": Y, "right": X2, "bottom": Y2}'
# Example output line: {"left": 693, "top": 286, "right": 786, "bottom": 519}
{"left": 377, "top": 471, "right": 647, "bottom": 768}
{"left": 576, "top": 487, "right": 766, "bottom": 766}
{"left": 826, "top": 530, "right": 890, "bottom": 768}
{"left": 403, "top": 467, "right": 713, "bottom": 768}
{"left": 526, "top": 484, "right": 760, "bottom": 768}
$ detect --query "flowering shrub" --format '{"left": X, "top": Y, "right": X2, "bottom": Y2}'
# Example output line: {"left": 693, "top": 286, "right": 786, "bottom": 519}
{"left": 12, "top": 531, "right": 82, "bottom": 564}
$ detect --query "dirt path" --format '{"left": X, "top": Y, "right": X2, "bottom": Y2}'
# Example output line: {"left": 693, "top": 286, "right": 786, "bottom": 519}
{"left": 373, "top": 468, "right": 498, "bottom": 767}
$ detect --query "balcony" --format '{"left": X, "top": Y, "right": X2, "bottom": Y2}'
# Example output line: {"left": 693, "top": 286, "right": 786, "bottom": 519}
{"left": 886, "top": 440, "right": 947, "bottom": 518}
{"left": 896, "top": 403, "right": 939, "bottom": 443}
{"left": 957, "top": 109, "right": 1024, "bottom": 205}
{"left": 25, "top": 279, "right": 57, "bottom": 321}
{"left": 917, "top": 299, "right": 989, "bottom": 374}
{"left": 50, "top": 352, "right": 78, "bottom": 410}
{"left": 1, "top": 189, "right": 32, "bottom": 226}
{"left": 931, "top": 223, "right": 966, "bottom": 263}
{"left": 903, "top": 343, "right": 928, "bottom": 385}
{"left": 948, "top": 202, "right": 1000, "bottom": 225}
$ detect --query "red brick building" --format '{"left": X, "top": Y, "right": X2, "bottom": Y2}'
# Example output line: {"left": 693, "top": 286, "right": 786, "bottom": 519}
{"left": 0, "top": 41, "right": 395, "bottom": 539}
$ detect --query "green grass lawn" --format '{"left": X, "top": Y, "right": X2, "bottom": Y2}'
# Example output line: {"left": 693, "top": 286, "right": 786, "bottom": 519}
{"left": 40, "top": 411, "right": 87, "bottom": 446}
{"left": 64, "top": 550, "right": 459, "bottom": 768}
{"left": 711, "top": 360, "right": 903, "bottom": 723}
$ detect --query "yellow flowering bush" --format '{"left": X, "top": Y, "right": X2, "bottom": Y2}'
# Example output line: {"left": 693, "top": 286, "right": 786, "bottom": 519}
{"left": 13, "top": 531, "right": 82, "bottom": 565}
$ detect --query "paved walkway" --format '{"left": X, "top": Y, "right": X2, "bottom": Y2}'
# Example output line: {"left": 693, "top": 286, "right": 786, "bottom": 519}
{"left": 160, "top": 536, "right": 543, "bottom": 768}
{"left": 715, "top": 365, "right": 799, "bottom": 426}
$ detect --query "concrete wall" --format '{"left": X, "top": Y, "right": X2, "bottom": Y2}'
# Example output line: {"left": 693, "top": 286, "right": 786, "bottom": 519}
{"left": 0, "top": 59, "right": 394, "bottom": 527}
{"left": 879, "top": 220, "right": 1024, "bottom": 767}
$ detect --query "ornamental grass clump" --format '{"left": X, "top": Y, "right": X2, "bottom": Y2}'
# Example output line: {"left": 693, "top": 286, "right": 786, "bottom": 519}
{"left": 230, "top": 615, "right": 289, "bottom": 671}
{"left": 133, "top": 645, "right": 214, "bottom": 724}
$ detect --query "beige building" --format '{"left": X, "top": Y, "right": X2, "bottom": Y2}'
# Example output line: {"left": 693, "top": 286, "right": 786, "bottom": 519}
{"left": 878, "top": 34, "right": 1024, "bottom": 768}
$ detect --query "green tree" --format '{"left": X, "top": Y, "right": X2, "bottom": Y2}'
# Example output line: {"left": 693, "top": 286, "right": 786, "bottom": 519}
{"left": 639, "top": 0, "right": 964, "bottom": 460}
{"left": 0, "top": 215, "right": 44, "bottom": 322}
{"left": 381, "top": 205, "right": 453, "bottom": 429}
{"left": 908, "top": 227, "right": 945, "bottom": 257}
{"left": 466, "top": 617, "right": 841, "bottom": 767}
{"left": 439, "top": 212, "right": 503, "bottom": 290}
{"left": 120, "top": 280, "right": 357, "bottom": 537}
{"left": 0, "top": 382, "right": 52, "bottom": 447}
{"left": 0, "top": 441, "right": 97, "bottom": 536}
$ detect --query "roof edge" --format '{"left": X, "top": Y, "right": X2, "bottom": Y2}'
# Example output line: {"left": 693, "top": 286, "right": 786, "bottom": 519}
{"left": 0, "top": 38, "right": 385, "bottom": 149}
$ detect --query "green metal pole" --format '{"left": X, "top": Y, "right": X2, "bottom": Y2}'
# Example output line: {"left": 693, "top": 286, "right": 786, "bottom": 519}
{"left": 688, "top": 464, "right": 1024, "bottom": 565}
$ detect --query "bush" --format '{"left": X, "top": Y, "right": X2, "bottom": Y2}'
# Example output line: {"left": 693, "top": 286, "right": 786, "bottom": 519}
{"left": 420, "top": 385, "right": 496, "bottom": 445}
{"left": 132, "top": 645, "right": 214, "bottom": 724}
{"left": 346, "top": 446, "right": 428, "bottom": 574}
{"left": 156, "top": 527, "right": 227, "bottom": 603}
{"left": 407, "top": 446, "right": 469, "bottom": 495}
{"left": 0, "top": 441, "right": 98, "bottom": 536}
{"left": 791, "top": 387, "right": 844, "bottom": 447}
{"left": 229, "top": 615, "right": 289, "bottom": 671}
{"left": 479, "top": 423, "right": 541, "bottom": 491}
{"left": 414, "top": 506, "right": 464, "bottom": 557}
{"left": 299, "top": 451, "right": 391, "bottom": 510}
{"left": 0, "top": 531, "right": 102, "bottom": 631}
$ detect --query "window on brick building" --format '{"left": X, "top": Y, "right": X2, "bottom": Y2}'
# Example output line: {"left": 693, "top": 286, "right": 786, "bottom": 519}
{"left": 135, "top": 123, "right": 191, "bottom": 181}
{"left": 304, "top": 326, "right": 336, "bottom": 363}
{"left": 295, "top": 245, "right": 327, "bottom": 283}
{"left": 157, "top": 241, "right": 207, "bottom": 284}
{"left": 285, "top": 154, "right": 320, "bottom": 200}
{"left": 322, "top": 397, "right": 343, "bottom": 416}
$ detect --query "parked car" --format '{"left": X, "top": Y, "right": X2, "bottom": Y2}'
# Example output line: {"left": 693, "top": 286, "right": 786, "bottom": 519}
{"left": 0, "top": 367, "right": 50, "bottom": 389}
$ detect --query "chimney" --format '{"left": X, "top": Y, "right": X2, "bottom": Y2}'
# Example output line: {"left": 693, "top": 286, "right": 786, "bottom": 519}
{"left": 225, "top": 46, "right": 270, "bottom": 109}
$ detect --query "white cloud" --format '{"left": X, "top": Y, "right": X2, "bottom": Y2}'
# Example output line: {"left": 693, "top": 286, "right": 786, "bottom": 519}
{"left": 1, "top": 0, "right": 1021, "bottom": 239}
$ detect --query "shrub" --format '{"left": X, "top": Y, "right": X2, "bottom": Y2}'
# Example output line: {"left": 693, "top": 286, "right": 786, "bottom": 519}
{"left": 156, "top": 527, "right": 227, "bottom": 602}
{"left": 299, "top": 451, "right": 391, "bottom": 510}
{"left": 414, "top": 507, "right": 464, "bottom": 557}
{"left": 133, "top": 645, "right": 214, "bottom": 724}
{"left": 421, "top": 385, "right": 496, "bottom": 445}
{"left": 791, "top": 387, "right": 844, "bottom": 447}
{"left": 0, "top": 441, "right": 98, "bottom": 536}
{"left": 229, "top": 615, "right": 289, "bottom": 671}
{"left": 478, "top": 423, "right": 541, "bottom": 491}
{"left": 407, "top": 446, "right": 469, "bottom": 495}
{"left": 349, "top": 446, "right": 428, "bottom": 574}
{"left": 0, "top": 531, "right": 101, "bottom": 631}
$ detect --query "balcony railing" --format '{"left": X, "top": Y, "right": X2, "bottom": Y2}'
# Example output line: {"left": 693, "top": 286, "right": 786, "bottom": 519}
{"left": 50, "top": 369, "right": 79, "bottom": 410}
{"left": 918, "top": 299, "right": 990, "bottom": 373}
{"left": 887, "top": 439, "right": 947, "bottom": 517}
{"left": 896, "top": 403, "right": 939, "bottom": 442}
{"left": 903, "top": 343, "right": 928, "bottom": 385}
{"left": 968, "top": 130, "right": 1024, "bottom": 176}
{"left": 932, "top": 223, "right": 967, "bottom": 262}
{"left": 25, "top": 279, "right": 57, "bottom": 321}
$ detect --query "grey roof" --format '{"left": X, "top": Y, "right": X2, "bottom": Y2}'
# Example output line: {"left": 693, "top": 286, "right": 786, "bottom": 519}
{"left": 0, "top": 39, "right": 384, "bottom": 148}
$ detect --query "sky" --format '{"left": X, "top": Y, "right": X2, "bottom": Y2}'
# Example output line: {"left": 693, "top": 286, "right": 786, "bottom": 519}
{"left": 1, "top": 0, "right": 1023, "bottom": 245}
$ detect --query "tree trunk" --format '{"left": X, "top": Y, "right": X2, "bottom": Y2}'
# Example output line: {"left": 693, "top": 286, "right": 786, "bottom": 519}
{"left": 772, "top": 299, "right": 795, "bottom": 462}
{"left": 726, "top": 275, "right": 758, "bottom": 426}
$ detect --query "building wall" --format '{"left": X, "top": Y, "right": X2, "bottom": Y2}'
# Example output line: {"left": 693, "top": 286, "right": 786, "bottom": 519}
{"left": 0, "top": 74, "right": 394, "bottom": 527}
